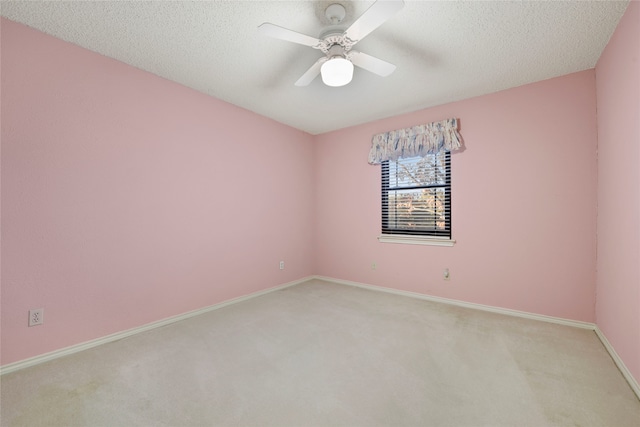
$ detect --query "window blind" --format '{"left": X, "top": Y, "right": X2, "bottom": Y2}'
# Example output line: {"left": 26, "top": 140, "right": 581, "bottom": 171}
{"left": 381, "top": 151, "right": 451, "bottom": 238}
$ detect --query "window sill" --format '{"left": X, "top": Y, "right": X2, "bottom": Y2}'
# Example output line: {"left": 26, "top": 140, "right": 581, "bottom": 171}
{"left": 377, "top": 234, "right": 456, "bottom": 247}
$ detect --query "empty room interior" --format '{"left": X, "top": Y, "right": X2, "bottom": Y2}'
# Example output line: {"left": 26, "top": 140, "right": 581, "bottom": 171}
{"left": 1, "top": 1, "right": 639, "bottom": 426}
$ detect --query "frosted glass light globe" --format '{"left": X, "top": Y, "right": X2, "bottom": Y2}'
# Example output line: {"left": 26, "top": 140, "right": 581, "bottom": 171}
{"left": 321, "top": 57, "right": 354, "bottom": 87}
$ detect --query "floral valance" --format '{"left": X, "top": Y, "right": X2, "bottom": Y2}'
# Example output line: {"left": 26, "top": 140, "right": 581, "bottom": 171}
{"left": 368, "top": 118, "right": 462, "bottom": 165}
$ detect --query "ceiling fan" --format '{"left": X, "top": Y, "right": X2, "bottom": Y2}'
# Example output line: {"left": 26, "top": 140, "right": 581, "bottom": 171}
{"left": 258, "top": 0, "right": 404, "bottom": 87}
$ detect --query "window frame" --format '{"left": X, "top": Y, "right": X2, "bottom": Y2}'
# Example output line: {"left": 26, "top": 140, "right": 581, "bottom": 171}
{"left": 379, "top": 152, "right": 455, "bottom": 246}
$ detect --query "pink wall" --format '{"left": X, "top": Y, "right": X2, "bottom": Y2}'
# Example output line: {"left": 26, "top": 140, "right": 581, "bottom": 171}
{"left": 595, "top": 1, "right": 640, "bottom": 383}
{"left": 314, "top": 71, "right": 598, "bottom": 322}
{"left": 1, "top": 19, "right": 315, "bottom": 365}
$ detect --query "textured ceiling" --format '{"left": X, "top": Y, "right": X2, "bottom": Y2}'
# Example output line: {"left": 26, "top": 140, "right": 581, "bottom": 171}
{"left": 0, "top": 0, "right": 629, "bottom": 135}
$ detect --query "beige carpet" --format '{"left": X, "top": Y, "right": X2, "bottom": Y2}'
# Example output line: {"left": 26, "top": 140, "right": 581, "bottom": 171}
{"left": 1, "top": 279, "right": 639, "bottom": 426}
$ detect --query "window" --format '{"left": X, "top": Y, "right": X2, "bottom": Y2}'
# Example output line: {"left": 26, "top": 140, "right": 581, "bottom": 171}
{"left": 381, "top": 151, "right": 451, "bottom": 240}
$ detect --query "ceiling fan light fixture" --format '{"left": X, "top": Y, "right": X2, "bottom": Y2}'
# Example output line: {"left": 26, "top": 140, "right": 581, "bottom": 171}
{"left": 320, "top": 56, "right": 354, "bottom": 87}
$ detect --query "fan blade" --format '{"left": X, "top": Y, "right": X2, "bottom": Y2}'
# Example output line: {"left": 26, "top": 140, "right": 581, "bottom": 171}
{"left": 258, "top": 23, "right": 322, "bottom": 48}
{"left": 295, "top": 57, "right": 328, "bottom": 86}
{"left": 350, "top": 51, "right": 396, "bottom": 77}
{"left": 344, "top": 0, "right": 404, "bottom": 44}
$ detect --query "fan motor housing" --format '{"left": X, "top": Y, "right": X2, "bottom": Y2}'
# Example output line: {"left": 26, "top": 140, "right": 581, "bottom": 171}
{"left": 318, "top": 27, "right": 354, "bottom": 53}
{"left": 319, "top": 26, "right": 346, "bottom": 41}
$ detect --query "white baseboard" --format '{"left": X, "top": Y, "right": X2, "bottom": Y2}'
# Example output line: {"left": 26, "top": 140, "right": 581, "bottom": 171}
{"left": 0, "top": 276, "right": 312, "bottom": 376}
{"left": 313, "top": 275, "right": 640, "bottom": 400}
{"left": 594, "top": 327, "right": 640, "bottom": 400}
{"left": 313, "top": 275, "right": 596, "bottom": 329}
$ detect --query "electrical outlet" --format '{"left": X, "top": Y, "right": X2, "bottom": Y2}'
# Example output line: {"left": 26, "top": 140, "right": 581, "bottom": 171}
{"left": 279, "top": 261, "right": 285, "bottom": 270}
{"left": 29, "top": 308, "right": 44, "bottom": 327}
{"left": 443, "top": 268, "right": 450, "bottom": 281}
